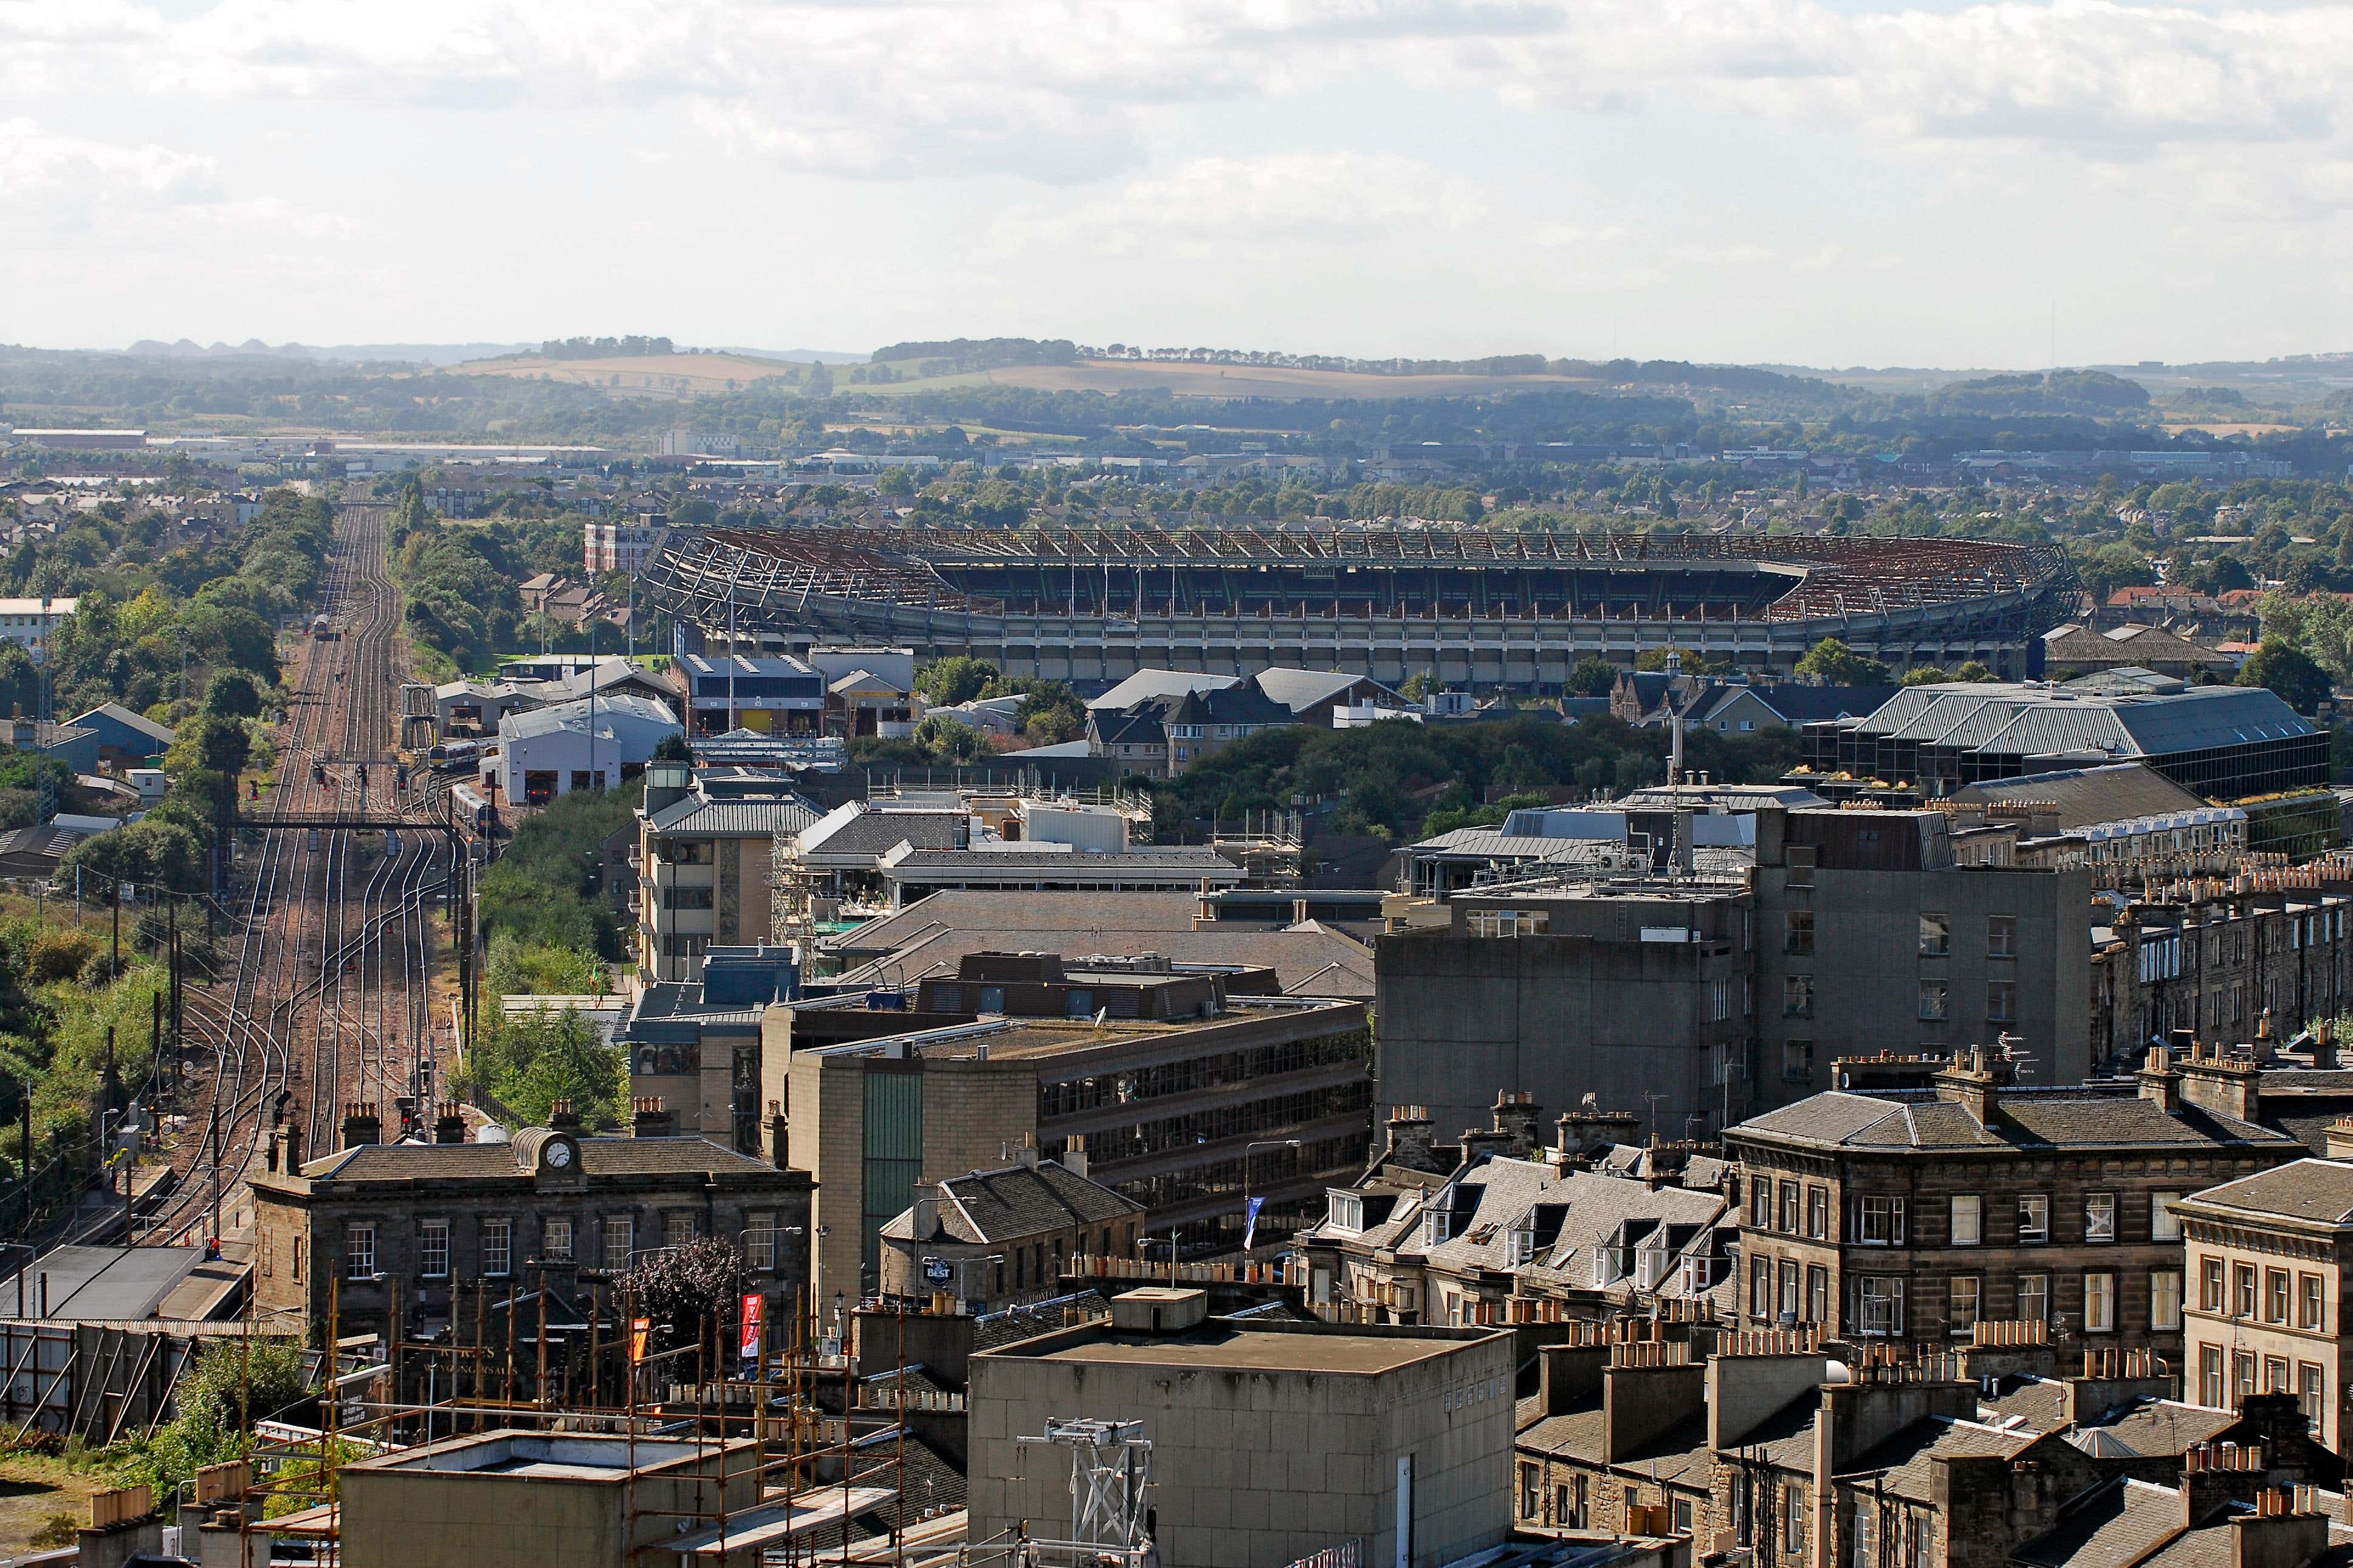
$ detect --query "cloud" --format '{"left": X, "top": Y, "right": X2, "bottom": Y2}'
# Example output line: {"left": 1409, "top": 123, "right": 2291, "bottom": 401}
{"left": 0, "top": 118, "right": 355, "bottom": 261}
{"left": 997, "top": 151, "right": 1489, "bottom": 258}
{"left": 0, "top": 116, "right": 221, "bottom": 205}
{"left": 2, "top": 0, "right": 2346, "bottom": 184}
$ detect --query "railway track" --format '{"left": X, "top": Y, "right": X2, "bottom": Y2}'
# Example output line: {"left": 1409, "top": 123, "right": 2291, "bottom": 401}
{"left": 145, "top": 501, "right": 453, "bottom": 1248}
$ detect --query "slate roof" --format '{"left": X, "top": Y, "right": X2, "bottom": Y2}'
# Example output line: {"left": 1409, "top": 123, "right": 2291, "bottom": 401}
{"left": 644, "top": 793, "right": 819, "bottom": 838}
{"left": 293, "top": 1132, "right": 787, "bottom": 1183}
{"left": 828, "top": 891, "right": 1201, "bottom": 956}
{"left": 2177, "top": 1159, "right": 2353, "bottom": 1228}
{"left": 796, "top": 803, "right": 965, "bottom": 861}
{"left": 1089, "top": 706, "right": 1167, "bottom": 748}
{"left": 1839, "top": 1416, "right": 2035, "bottom": 1501}
{"left": 1730, "top": 1087, "right": 2296, "bottom": 1154}
{"left": 1835, "top": 681, "right": 2315, "bottom": 759}
{"left": 1954, "top": 762, "right": 2209, "bottom": 828}
{"left": 878, "top": 1157, "right": 1143, "bottom": 1245}
{"left": 1252, "top": 668, "right": 1396, "bottom": 716}
{"left": 501, "top": 691, "right": 681, "bottom": 744}
{"left": 2045, "top": 623, "right": 2234, "bottom": 670}
{"left": 1087, "top": 670, "right": 1234, "bottom": 711}
{"left": 2016, "top": 1478, "right": 2192, "bottom": 1568}
{"left": 880, "top": 845, "right": 1240, "bottom": 874}
{"left": 2073, "top": 1399, "right": 2238, "bottom": 1458}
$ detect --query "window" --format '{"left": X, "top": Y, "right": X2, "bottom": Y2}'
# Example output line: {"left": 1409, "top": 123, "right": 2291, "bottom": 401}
{"left": 2267, "top": 1268, "right": 2290, "bottom": 1325}
{"left": 1751, "top": 1256, "right": 1772, "bottom": 1318}
{"left": 664, "top": 1213, "right": 696, "bottom": 1250}
{"left": 545, "top": 1217, "right": 574, "bottom": 1262}
{"left": 2018, "top": 1273, "right": 2048, "bottom": 1326}
{"left": 1784, "top": 975, "right": 1815, "bottom": 1018}
{"left": 2235, "top": 1352, "right": 2256, "bottom": 1403}
{"left": 2301, "top": 1364, "right": 2326, "bottom": 1434}
{"left": 1807, "top": 1265, "right": 1829, "bottom": 1324}
{"left": 747, "top": 1214, "right": 777, "bottom": 1271}
{"left": 2201, "top": 1257, "right": 2224, "bottom": 1313}
{"left": 2152, "top": 1192, "right": 2181, "bottom": 1243}
{"left": 1856, "top": 1276, "right": 1905, "bottom": 1336}
{"left": 483, "top": 1219, "right": 512, "bottom": 1278}
{"left": 292, "top": 1236, "right": 306, "bottom": 1284}
{"left": 419, "top": 1219, "right": 450, "bottom": 1279}
{"left": 1917, "top": 979, "right": 1948, "bottom": 1021}
{"left": 2266, "top": 1356, "right": 2290, "bottom": 1395}
{"left": 1858, "top": 1195, "right": 1906, "bottom": 1245}
{"left": 1987, "top": 981, "right": 2016, "bottom": 1023}
{"left": 1783, "top": 1040, "right": 1815, "bottom": 1083}
{"left": 345, "top": 1224, "right": 375, "bottom": 1280}
{"left": 1520, "top": 1464, "right": 1541, "bottom": 1521}
{"left": 605, "top": 1214, "right": 634, "bottom": 1267}
{"left": 2302, "top": 1273, "right": 2324, "bottom": 1332}
{"left": 1851, "top": 1502, "right": 1878, "bottom": 1568}
{"left": 1807, "top": 1187, "right": 1829, "bottom": 1241}
{"left": 1785, "top": 912, "right": 1815, "bottom": 956}
{"left": 2152, "top": 1270, "right": 2183, "bottom": 1332}
{"left": 1782, "top": 1484, "right": 1805, "bottom": 1553}
{"left": 2018, "top": 1194, "right": 2049, "bottom": 1244}
{"left": 1949, "top": 1276, "right": 1981, "bottom": 1333}
{"left": 1951, "top": 1195, "right": 1981, "bottom": 1247}
{"left": 1987, "top": 915, "right": 2018, "bottom": 957}
{"left": 2235, "top": 1264, "right": 2258, "bottom": 1319}
{"left": 1778, "top": 1181, "right": 1799, "bottom": 1234}
{"left": 1750, "top": 1179, "right": 1771, "bottom": 1228}
{"left": 2085, "top": 1193, "right": 2115, "bottom": 1242}
{"left": 2200, "top": 1345, "right": 2225, "bottom": 1408}
{"left": 1779, "top": 1259, "right": 1800, "bottom": 1320}
{"left": 1919, "top": 912, "right": 1949, "bottom": 956}
{"left": 2084, "top": 1272, "right": 2116, "bottom": 1333}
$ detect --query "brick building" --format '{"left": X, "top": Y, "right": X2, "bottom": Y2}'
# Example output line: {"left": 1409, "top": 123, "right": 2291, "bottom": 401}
{"left": 1725, "top": 1044, "right": 2301, "bottom": 1351}
{"left": 248, "top": 1110, "right": 813, "bottom": 1342}
{"left": 2087, "top": 882, "right": 2353, "bottom": 1073}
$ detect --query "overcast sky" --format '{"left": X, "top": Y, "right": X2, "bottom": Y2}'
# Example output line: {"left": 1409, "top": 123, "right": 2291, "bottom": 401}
{"left": 2, "top": 0, "right": 2347, "bottom": 369}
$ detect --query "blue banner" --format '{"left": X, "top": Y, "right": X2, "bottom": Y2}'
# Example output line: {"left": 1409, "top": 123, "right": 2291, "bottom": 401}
{"left": 1243, "top": 1196, "right": 1265, "bottom": 1253}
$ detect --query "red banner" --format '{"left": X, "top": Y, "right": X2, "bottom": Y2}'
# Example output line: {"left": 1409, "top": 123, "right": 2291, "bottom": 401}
{"left": 740, "top": 1293, "right": 763, "bottom": 1363}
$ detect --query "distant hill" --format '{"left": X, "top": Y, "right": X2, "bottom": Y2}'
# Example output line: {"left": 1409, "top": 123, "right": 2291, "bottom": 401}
{"left": 125, "top": 339, "right": 531, "bottom": 366}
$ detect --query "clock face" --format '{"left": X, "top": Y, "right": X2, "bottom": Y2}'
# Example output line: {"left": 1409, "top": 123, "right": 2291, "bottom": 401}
{"left": 546, "top": 1141, "right": 574, "bottom": 1169}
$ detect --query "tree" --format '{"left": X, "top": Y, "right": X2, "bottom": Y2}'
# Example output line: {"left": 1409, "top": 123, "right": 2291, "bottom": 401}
{"left": 1565, "top": 656, "right": 1617, "bottom": 699}
{"left": 914, "top": 656, "right": 998, "bottom": 707}
{"left": 2238, "top": 638, "right": 2333, "bottom": 714}
{"left": 202, "top": 669, "right": 262, "bottom": 719}
{"left": 650, "top": 733, "right": 694, "bottom": 764}
{"left": 617, "top": 1236, "right": 749, "bottom": 1352}
{"left": 1793, "top": 637, "right": 1891, "bottom": 686}
{"left": 461, "top": 1007, "right": 625, "bottom": 1129}
{"left": 1955, "top": 660, "right": 1997, "bottom": 682}
{"left": 1901, "top": 666, "right": 1951, "bottom": 686}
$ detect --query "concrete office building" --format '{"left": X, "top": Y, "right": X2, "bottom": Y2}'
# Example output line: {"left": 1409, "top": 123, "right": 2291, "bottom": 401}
{"left": 767, "top": 951, "right": 1372, "bottom": 1301}
{"left": 968, "top": 1289, "right": 1514, "bottom": 1568}
{"left": 1376, "top": 805, "right": 2090, "bottom": 1140}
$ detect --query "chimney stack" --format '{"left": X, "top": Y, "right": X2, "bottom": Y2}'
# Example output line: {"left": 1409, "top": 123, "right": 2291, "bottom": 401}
{"left": 1384, "top": 1106, "right": 1440, "bottom": 1173}
{"left": 633, "top": 1097, "right": 675, "bottom": 1138}
{"left": 549, "top": 1098, "right": 582, "bottom": 1134}
{"left": 1063, "top": 1134, "right": 1090, "bottom": 1180}
{"left": 769, "top": 1099, "right": 789, "bottom": 1170}
{"left": 1933, "top": 1049, "right": 1999, "bottom": 1126}
{"left": 340, "top": 1103, "right": 380, "bottom": 1149}
{"left": 433, "top": 1103, "right": 465, "bottom": 1145}
{"left": 1014, "top": 1131, "right": 1039, "bottom": 1171}
{"left": 1491, "top": 1092, "right": 1543, "bottom": 1160}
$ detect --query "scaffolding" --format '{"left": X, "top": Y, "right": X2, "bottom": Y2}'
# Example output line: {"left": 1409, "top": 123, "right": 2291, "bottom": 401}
{"left": 219, "top": 1278, "right": 932, "bottom": 1568}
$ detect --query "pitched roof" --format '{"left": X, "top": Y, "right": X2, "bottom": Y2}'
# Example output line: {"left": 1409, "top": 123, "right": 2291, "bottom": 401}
{"left": 500, "top": 691, "right": 681, "bottom": 744}
{"left": 1088, "top": 670, "right": 1235, "bottom": 711}
{"left": 796, "top": 802, "right": 965, "bottom": 861}
{"left": 72, "top": 702, "right": 175, "bottom": 745}
{"left": 1838, "top": 1416, "right": 2035, "bottom": 1500}
{"left": 829, "top": 891, "right": 1201, "bottom": 954}
{"left": 645, "top": 793, "right": 819, "bottom": 838}
{"left": 1251, "top": 668, "right": 1396, "bottom": 715}
{"left": 1953, "top": 762, "right": 2209, "bottom": 828}
{"left": 831, "top": 924, "right": 1373, "bottom": 1000}
{"left": 2177, "top": 1158, "right": 2353, "bottom": 1228}
{"left": 879, "top": 1158, "right": 1143, "bottom": 1245}
{"left": 1730, "top": 1086, "right": 2295, "bottom": 1154}
{"left": 2017, "top": 1478, "right": 2192, "bottom": 1568}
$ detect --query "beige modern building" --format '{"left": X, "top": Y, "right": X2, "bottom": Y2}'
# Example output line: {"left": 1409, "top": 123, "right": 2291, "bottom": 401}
{"left": 635, "top": 761, "right": 817, "bottom": 980}
{"left": 969, "top": 1289, "right": 1513, "bottom": 1568}
{"left": 2175, "top": 1154, "right": 2353, "bottom": 1446}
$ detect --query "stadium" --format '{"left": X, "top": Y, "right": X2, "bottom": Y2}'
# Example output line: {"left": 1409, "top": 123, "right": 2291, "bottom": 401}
{"left": 641, "top": 524, "right": 2074, "bottom": 688}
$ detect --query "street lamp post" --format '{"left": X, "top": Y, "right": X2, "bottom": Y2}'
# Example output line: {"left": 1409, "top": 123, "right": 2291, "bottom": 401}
{"left": 1240, "top": 1138, "right": 1302, "bottom": 1261}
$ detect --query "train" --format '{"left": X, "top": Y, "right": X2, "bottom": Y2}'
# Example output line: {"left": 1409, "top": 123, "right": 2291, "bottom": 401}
{"left": 450, "top": 781, "right": 493, "bottom": 836}
{"left": 309, "top": 613, "right": 335, "bottom": 641}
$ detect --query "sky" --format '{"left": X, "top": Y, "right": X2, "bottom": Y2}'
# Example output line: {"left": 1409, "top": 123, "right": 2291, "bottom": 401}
{"left": 2, "top": 0, "right": 2349, "bottom": 369}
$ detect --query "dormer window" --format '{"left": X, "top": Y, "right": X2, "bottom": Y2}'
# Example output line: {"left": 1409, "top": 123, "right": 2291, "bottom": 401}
{"left": 1326, "top": 1193, "right": 1364, "bottom": 1234}
{"left": 1511, "top": 1224, "right": 1537, "bottom": 1265}
{"left": 1425, "top": 1205, "right": 1452, "bottom": 1247}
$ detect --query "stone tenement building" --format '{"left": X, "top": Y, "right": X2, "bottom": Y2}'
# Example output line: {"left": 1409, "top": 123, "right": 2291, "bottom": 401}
{"left": 2087, "top": 878, "right": 2353, "bottom": 1073}
{"left": 1724, "top": 1044, "right": 2300, "bottom": 1351}
{"left": 249, "top": 1109, "right": 814, "bottom": 1341}
{"left": 2176, "top": 1151, "right": 2353, "bottom": 1448}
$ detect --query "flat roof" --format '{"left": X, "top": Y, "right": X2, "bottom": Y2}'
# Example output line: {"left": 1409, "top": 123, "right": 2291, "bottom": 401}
{"left": 1015, "top": 1322, "right": 1485, "bottom": 1375}
{"left": 356, "top": 1430, "right": 729, "bottom": 1477}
